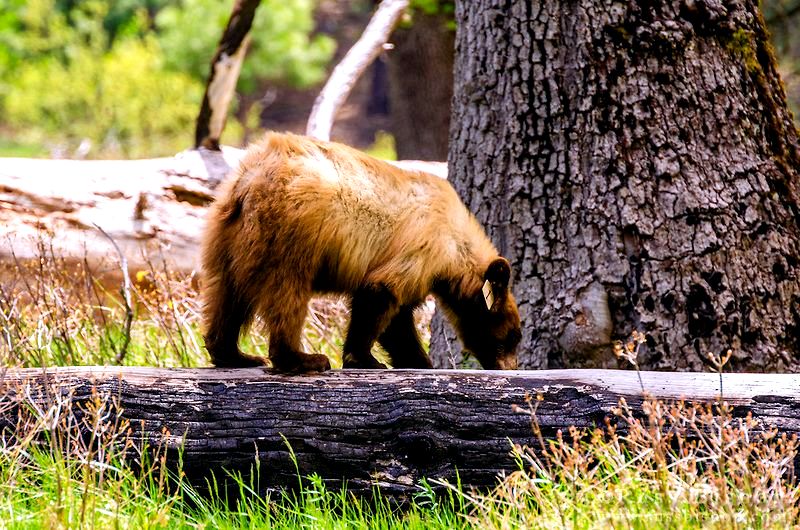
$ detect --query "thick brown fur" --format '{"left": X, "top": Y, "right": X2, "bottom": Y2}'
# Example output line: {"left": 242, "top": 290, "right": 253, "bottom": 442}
{"left": 201, "top": 132, "right": 521, "bottom": 372}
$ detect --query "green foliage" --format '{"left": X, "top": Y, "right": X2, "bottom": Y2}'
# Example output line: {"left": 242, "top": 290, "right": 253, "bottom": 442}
{"left": 410, "top": 0, "right": 454, "bottom": 17}
{"left": 0, "top": 0, "right": 334, "bottom": 158}
{"left": 402, "top": 0, "right": 455, "bottom": 31}
{"left": 363, "top": 130, "right": 397, "bottom": 160}
{"left": 156, "top": 0, "right": 335, "bottom": 93}
{"left": 0, "top": 137, "right": 48, "bottom": 157}
{"left": 724, "top": 28, "right": 760, "bottom": 74}
{"left": 6, "top": 37, "right": 201, "bottom": 158}
{"left": 0, "top": 444, "right": 470, "bottom": 528}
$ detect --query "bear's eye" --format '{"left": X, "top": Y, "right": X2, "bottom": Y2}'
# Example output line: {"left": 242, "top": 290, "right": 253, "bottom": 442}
{"left": 505, "top": 329, "right": 522, "bottom": 349}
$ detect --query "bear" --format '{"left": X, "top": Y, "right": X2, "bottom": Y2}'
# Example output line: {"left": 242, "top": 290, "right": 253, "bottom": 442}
{"left": 201, "top": 132, "right": 521, "bottom": 373}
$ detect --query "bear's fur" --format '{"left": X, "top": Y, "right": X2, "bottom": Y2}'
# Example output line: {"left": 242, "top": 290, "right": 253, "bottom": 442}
{"left": 201, "top": 132, "right": 521, "bottom": 372}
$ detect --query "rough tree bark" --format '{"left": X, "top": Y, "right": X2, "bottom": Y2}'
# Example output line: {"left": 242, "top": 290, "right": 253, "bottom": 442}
{"left": 2, "top": 367, "right": 799, "bottom": 497}
{"left": 385, "top": 9, "right": 454, "bottom": 160}
{"left": 431, "top": 1, "right": 800, "bottom": 372}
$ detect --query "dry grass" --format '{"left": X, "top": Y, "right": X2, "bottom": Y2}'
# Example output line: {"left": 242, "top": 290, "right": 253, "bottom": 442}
{"left": 0, "top": 377, "right": 182, "bottom": 527}
{"left": 0, "top": 239, "right": 360, "bottom": 369}
{"left": 447, "top": 334, "right": 800, "bottom": 529}
{"left": 450, "top": 396, "right": 800, "bottom": 529}
{"left": 0, "top": 237, "right": 435, "bottom": 370}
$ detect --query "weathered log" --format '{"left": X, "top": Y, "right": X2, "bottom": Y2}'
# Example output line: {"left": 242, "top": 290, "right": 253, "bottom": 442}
{"left": 1, "top": 367, "right": 798, "bottom": 497}
{"left": 0, "top": 151, "right": 446, "bottom": 276}
{"left": 0, "top": 148, "right": 241, "bottom": 274}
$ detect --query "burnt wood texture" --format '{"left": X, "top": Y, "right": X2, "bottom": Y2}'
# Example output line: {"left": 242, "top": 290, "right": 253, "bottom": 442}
{"left": 2, "top": 367, "right": 799, "bottom": 497}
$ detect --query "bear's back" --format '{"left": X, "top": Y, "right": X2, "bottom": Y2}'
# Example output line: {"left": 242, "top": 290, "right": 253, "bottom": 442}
{"left": 227, "top": 132, "right": 497, "bottom": 301}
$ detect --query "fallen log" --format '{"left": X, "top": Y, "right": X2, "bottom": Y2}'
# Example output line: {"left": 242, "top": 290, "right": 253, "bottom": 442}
{"left": 0, "top": 150, "right": 446, "bottom": 276}
{"left": 1, "top": 367, "right": 799, "bottom": 497}
{"left": 0, "top": 148, "right": 241, "bottom": 275}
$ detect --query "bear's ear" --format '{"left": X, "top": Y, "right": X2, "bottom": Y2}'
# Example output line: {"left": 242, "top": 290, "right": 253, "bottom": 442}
{"left": 482, "top": 257, "right": 511, "bottom": 310}
{"left": 485, "top": 257, "right": 511, "bottom": 288}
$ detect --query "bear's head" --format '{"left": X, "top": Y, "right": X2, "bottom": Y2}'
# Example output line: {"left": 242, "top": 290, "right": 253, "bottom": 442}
{"left": 450, "top": 257, "right": 521, "bottom": 370}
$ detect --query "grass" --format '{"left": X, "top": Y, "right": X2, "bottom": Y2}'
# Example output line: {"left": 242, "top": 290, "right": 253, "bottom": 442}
{"left": 465, "top": 397, "right": 799, "bottom": 529}
{"left": 0, "top": 237, "right": 432, "bottom": 370}
{"left": 0, "top": 239, "right": 354, "bottom": 369}
{"left": 0, "top": 379, "right": 469, "bottom": 529}
{"left": 0, "top": 136, "right": 49, "bottom": 158}
{"left": 1, "top": 242, "right": 799, "bottom": 528}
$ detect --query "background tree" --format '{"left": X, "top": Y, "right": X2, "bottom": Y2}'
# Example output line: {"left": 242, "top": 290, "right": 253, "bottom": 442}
{"left": 763, "top": 0, "right": 800, "bottom": 118}
{"left": 431, "top": 0, "right": 800, "bottom": 372}
{"left": 194, "top": 0, "right": 262, "bottom": 149}
{"left": 383, "top": 1, "right": 454, "bottom": 160}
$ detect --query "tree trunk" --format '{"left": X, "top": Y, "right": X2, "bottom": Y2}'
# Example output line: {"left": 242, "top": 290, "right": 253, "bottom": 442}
{"left": 431, "top": 0, "right": 800, "bottom": 372}
{"left": 764, "top": 0, "right": 800, "bottom": 119}
{"left": 385, "top": 11, "right": 454, "bottom": 160}
{"left": 2, "top": 367, "right": 799, "bottom": 497}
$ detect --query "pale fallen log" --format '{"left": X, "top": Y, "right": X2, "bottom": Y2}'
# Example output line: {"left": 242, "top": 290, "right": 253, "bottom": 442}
{"left": 0, "top": 150, "right": 446, "bottom": 276}
{"left": 0, "top": 148, "right": 241, "bottom": 274}
{"left": 1, "top": 367, "right": 798, "bottom": 497}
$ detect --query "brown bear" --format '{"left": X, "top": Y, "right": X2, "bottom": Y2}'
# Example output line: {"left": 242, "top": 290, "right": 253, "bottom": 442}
{"left": 201, "top": 132, "right": 521, "bottom": 372}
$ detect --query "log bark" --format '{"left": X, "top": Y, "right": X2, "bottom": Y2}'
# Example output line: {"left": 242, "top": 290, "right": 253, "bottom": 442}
{"left": 1, "top": 367, "right": 799, "bottom": 497}
{"left": 432, "top": 0, "right": 800, "bottom": 372}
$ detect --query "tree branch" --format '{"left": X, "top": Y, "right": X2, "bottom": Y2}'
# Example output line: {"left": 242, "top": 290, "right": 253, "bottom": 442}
{"left": 195, "top": 0, "right": 262, "bottom": 150}
{"left": 306, "top": 0, "right": 409, "bottom": 141}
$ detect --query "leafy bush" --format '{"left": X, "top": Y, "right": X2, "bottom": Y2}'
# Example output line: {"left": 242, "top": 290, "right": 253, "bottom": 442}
{"left": 0, "top": 0, "right": 334, "bottom": 158}
{"left": 5, "top": 37, "right": 201, "bottom": 158}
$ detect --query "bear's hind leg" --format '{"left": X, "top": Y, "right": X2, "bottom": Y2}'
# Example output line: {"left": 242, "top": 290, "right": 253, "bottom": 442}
{"left": 379, "top": 306, "right": 432, "bottom": 369}
{"left": 343, "top": 285, "right": 400, "bottom": 369}
{"left": 203, "top": 276, "right": 266, "bottom": 368}
{"left": 265, "top": 286, "right": 330, "bottom": 373}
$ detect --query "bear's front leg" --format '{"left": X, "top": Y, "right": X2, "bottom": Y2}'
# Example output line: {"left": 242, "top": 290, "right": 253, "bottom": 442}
{"left": 343, "top": 285, "right": 399, "bottom": 369}
{"left": 379, "top": 306, "right": 432, "bottom": 369}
